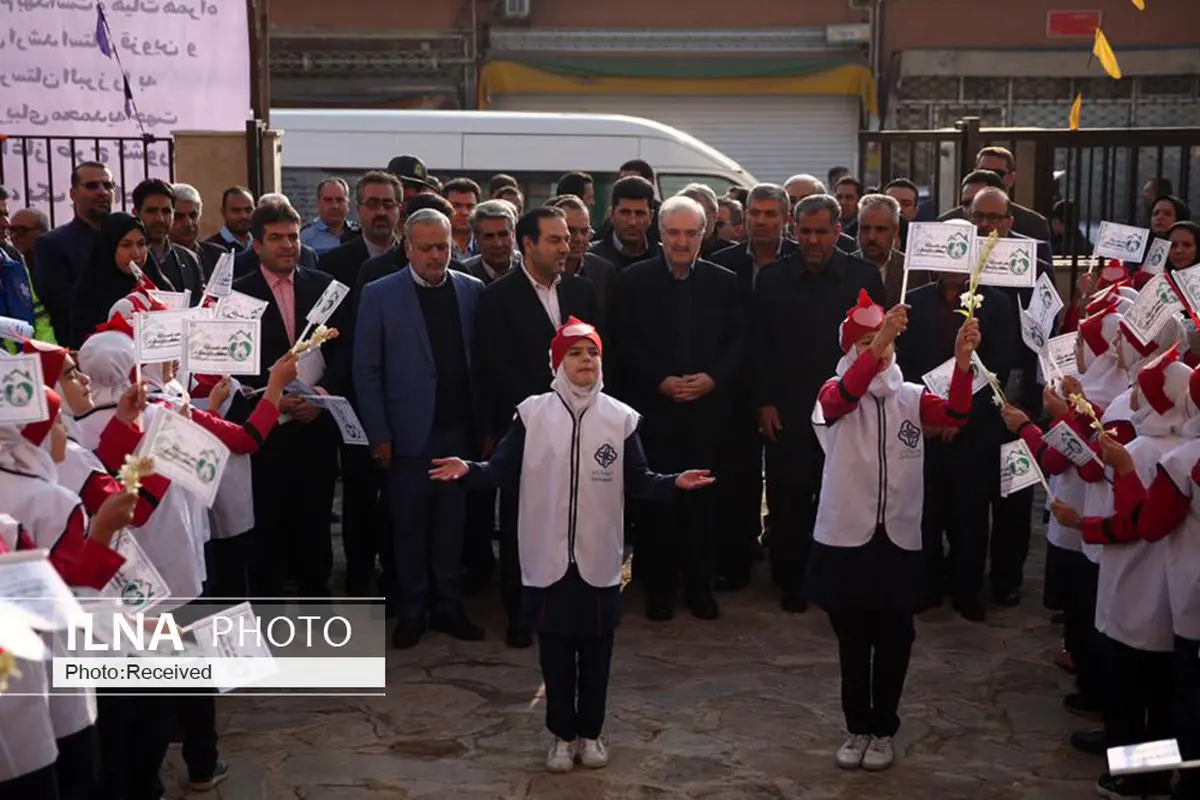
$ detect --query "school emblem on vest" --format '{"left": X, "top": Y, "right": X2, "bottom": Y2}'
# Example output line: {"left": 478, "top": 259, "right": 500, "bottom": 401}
{"left": 897, "top": 420, "right": 921, "bottom": 449}
{"left": 594, "top": 442, "right": 618, "bottom": 468}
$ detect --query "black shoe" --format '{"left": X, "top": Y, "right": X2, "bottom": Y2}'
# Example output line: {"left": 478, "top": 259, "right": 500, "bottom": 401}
{"left": 713, "top": 572, "right": 750, "bottom": 592}
{"left": 992, "top": 588, "right": 1021, "bottom": 608}
{"left": 505, "top": 627, "right": 533, "bottom": 649}
{"left": 686, "top": 593, "right": 720, "bottom": 621}
{"left": 646, "top": 594, "right": 675, "bottom": 622}
{"left": 780, "top": 590, "right": 808, "bottom": 614}
{"left": 1069, "top": 729, "right": 1105, "bottom": 756}
{"left": 953, "top": 598, "right": 986, "bottom": 622}
{"left": 188, "top": 760, "right": 229, "bottom": 792}
{"left": 1095, "top": 771, "right": 1172, "bottom": 798}
{"left": 391, "top": 619, "right": 425, "bottom": 650}
{"left": 1062, "top": 692, "right": 1103, "bottom": 721}
{"left": 429, "top": 612, "right": 485, "bottom": 642}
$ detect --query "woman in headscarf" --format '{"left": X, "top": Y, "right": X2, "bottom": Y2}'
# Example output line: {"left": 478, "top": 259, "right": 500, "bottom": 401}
{"left": 67, "top": 213, "right": 170, "bottom": 349}
{"left": 1168, "top": 220, "right": 1199, "bottom": 271}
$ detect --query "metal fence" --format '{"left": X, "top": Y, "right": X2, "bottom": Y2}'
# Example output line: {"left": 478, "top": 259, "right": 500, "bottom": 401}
{"left": 0, "top": 135, "right": 175, "bottom": 228}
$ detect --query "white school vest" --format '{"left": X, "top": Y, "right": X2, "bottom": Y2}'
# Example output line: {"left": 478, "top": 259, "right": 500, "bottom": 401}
{"left": 77, "top": 406, "right": 204, "bottom": 610}
{"left": 0, "top": 656, "right": 56, "bottom": 781}
{"left": 516, "top": 392, "right": 640, "bottom": 589}
{"left": 813, "top": 382, "right": 925, "bottom": 551}
{"left": 191, "top": 389, "right": 254, "bottom": 540}
{"left": 1157, "top": 439, "right": 1200, "bottom": 640}
{"left": 1095, "top": 434, "right": 1176, "bottom": 652}
{"left": 1049, "top": 471, "right": 1085, "bottom": 553}
{"left": 1081, "top": 391, "right": 1135, "bottom": 564}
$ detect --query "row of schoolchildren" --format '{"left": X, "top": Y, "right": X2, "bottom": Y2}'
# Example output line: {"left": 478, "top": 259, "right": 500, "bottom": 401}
{"left": 997, "top": 269, "right": 1199, "bottom": 800}
{"left": 0, "top": 285, "right": 300, "bottom": 797}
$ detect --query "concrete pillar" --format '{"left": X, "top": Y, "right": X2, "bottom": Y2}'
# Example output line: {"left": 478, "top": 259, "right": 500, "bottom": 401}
{"left": 171, "top": 131, "right": 249, "bottom": 242}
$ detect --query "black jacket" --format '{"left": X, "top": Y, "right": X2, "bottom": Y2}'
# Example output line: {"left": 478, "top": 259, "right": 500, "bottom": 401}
{"left": 710, "top": 239, "right": 800, "bottom": 304}
{"left": 474, "top": 268, "right": 600, "bottom": 438}
{"left": 612, "top": 254, "right": 743, "bottom": 441}
{"left": 753, "top": 249, "right": 885, "bottom": 483}
{"left": 315, "top": 237, "right": 378, "bottom": 404}
{"left": 32, "top": 217, "right": 99, "bottom": 345}
{"left": 896, "top": 280, "right": 1015, "bottom": 487}
{"left": 588, "top": 237, "right": 654, "bottom": 273}
{"left": 195, "top": 240, "right": 233, "bottom": 282}
{"left": 149, "top": 243, "right": 204, "bottom": 305}
{"left": 231, "top": 265, "right": 351, "bottom": 395}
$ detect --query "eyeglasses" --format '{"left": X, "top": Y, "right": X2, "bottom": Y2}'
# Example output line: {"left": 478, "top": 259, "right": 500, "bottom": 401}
{"left": 361, "top": 199, "right": 399, "bottom": 211}
{"left": 970, "top": 211, "right": 1011, "bottom": 224}
{"left": 81, "top": 180, "right": 115, "bottom": 191}
{"left": 568, "top": 226, "right": 593, "bottom": 239}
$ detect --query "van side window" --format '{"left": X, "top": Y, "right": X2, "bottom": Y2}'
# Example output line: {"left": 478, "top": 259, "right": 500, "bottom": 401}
{"left": 658, "top": 175, "right": 736, "bottom": 199}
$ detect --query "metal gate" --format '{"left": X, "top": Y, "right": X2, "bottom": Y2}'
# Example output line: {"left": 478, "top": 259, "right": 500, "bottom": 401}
{"left": 859, "top": 117, "right": 1200, "bottom": 239}
{"left": 0, "top": 135, "right": 175, "bottom": 228}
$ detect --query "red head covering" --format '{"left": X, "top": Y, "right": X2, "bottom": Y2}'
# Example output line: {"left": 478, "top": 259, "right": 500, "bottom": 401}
{"left": 550, "top": 317, "right": 603, "bottom": 372}
{"left": 1079, "top": 303, "right": 1119, "bottom": 358}
{"left": 21, "top": 388, "right": 61, "bottom": 446}
{"left": 93, "top": 312, "right": 135, "bottom": 339}
{"left": 20, "top": 338, "right": 69, "bottom": 388}
{"left": 838, "top": 290, "right": 886, "bottom": 353}
{"left": 1137, "top": 344, "right": 1189, "bottom": 415}
{"left": 1095, "top": 263, "right": 1129, "bottom": 290}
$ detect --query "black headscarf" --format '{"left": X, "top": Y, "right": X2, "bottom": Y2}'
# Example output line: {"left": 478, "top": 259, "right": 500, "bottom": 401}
{"left": 68, "top": 212, "right": 167, "bottom": 348}
{"left": 1151, "top": 194, "right": 1192, "bottom": 232}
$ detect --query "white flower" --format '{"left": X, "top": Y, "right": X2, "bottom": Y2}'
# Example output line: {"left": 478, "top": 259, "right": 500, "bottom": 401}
{"left": 959, "top": 291, "right": 985, "bottom": 312}
{"left": 991, "top": 393, "right": 1004, "bottom": 408}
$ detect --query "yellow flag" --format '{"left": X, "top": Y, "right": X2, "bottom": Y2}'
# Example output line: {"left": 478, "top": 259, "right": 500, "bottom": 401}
{"left": 1093, "top": 28, "right": 1122, "bottom": 80}
{"left": 1131, "top": 0, "right": 1145, "bottom": 9}
{"left": 1069, "top": 93, "right": 1083, "bottom": 130}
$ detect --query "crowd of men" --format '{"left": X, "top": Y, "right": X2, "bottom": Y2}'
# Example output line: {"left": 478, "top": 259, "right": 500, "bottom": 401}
{"left": 0, "top": 145, "right": 1069, "bottom": 642}
{"left": 5, "top": 138, "right": 1200, "bottom": 796}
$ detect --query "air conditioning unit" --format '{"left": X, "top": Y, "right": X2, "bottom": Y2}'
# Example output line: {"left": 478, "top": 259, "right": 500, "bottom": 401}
{"left": 503, "top": 0, "right": 531, "bottom": 19}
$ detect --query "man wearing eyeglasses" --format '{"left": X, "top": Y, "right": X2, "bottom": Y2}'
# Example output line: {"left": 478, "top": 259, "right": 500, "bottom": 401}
{"left": 940, "top": 147, "right": 1052, "bottom": 250}
{"left": 32, "top": 161, "right": 113, "bottom": 345}
{"left": 316, "top": 171, "right": 404, "bottom": 598}
{"left": 550, "top": 194, "right": 615, "bottom": 327}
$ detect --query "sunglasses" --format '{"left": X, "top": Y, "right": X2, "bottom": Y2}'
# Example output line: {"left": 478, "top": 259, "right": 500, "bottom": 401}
{"left": 81, "top": 180, "right": 116, "bottom": 191}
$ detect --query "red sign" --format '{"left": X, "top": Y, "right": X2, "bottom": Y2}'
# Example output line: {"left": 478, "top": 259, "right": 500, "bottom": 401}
{"left": 1047, "top": 10, "right": 1102, "bottom": 37}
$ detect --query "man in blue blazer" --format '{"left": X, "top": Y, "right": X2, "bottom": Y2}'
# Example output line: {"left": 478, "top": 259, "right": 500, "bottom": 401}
{"left": 353, "top": 208, "right": 486, "bottom": 649}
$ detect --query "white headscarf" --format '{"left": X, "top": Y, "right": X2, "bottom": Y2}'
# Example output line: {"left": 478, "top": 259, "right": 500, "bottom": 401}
{"left": 0, "top": 425, "right": 57, "bottom": 484}
{"left": 551, "top": 359, "right": 604, "bottom": 417}
{"left": 834, "top": 348, "right": 904, "bottom": 398}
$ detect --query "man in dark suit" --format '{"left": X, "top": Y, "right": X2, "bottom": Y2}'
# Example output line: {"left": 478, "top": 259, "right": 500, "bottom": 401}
{"left": 754, "top": 194, "right": 885, "bottom": 613}
{"left": 710, "top": 183, "right": 798, "bottom": 591}
{"left": 354, "top": 208, "right": 486, "bottom": 649}
{"left": 458, "top": 199, "right": 520, "bottom": 285}
{"left": 205, "top": 186, "right": 254, "bottom": 252}
{"left": 551, "top": 194, "right": 616, "bottom": 326}
{"left": 896, "top": 219, "right": 1015, "bottom": 622}
{"left": 474, "top": 206, "right": 600, "bottom": 648}
{"left": 589, "top": 176, "right": 656, "bottom": 271}
{"left": 784, "top": 174, "right": 858, "bottom": 254}
{"left": 168, "top": 182, "right": 230, "bottom": 282}
{"left": 318, "top": 171, "right": 403, "bottom": 596}
{"left": 131, "top": 178, "right": 204, "bottom": 305}
{"left": 32, "top": 161, "right": 112, "bottom": 343}
{"left": 940, "top": 152, "right": 1053, "bottom": 264}
{"left": 854, "top": 193, "right": 931, "bottom": 308}
{"left": 232, "top": 200, "right": 348, "bottom": 599}
{"left": 615, "top": 195, "right": 742, "bottom": 621}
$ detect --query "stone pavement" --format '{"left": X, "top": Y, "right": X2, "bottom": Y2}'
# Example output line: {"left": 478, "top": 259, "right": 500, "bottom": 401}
{"left": 161, "top": 534, "right": 1105, "bottom": 799}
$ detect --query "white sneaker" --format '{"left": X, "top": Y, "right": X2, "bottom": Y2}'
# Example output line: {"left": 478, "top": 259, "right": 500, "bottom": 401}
{"left": 836, "top": 734, "right": 871, "bottom": 769}
{"left": 577, "top": 737, "right": 609, "bottom": 769}
{"left": 861, "top": 736, "right": 895, "bottom": 771}
{"left": 545, "top": 739, "right": 575, "bottom": 773}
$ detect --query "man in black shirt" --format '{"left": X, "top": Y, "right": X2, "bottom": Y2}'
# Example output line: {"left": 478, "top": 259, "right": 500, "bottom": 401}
{"left": 614, "top": 195, "right": 743, "bottom": 622}
{"left": 753, "top": 194, "right": 885, "bottom": 613}
{"left": 589, "top": 176, "right": 655, "bottom": 271}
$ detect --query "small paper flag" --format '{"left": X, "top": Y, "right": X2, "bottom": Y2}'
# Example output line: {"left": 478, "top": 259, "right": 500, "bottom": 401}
{"left": 1093, "top": 28, "right": 1122, "bottom": 80}
{"left": 1069, "top": 93, "right": 1083, "bottom": 131}
{"left": 1131, "top": 0, "right": 1145, "bottom": 9}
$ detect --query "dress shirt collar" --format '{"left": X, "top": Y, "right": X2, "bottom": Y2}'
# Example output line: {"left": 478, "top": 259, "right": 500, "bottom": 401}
{"left": 410, "top": 266, "right": 449, "bottom": 289}
{"left": 260, "top": 264, "right": 294, "bottom": 288}
{"left": 522, "top": 264, "right": 561, "bottom": 292}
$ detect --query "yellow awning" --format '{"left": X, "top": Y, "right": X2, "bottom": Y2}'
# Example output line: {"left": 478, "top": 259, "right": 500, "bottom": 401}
{"left": 479, "top": 60, "right": 878, "bottom": 116}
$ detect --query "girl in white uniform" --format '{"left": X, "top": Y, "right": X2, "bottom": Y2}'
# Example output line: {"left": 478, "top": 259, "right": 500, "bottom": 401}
{"left": 429, "top": 318, "right": 713, "bottom": 774}
{"left": 1135, "top": 367, "right": 1200, "bottom": 800}
{"left": 1052, "top": 347, "right": 1189, "bottom": 799}
{"left": 807, "top": 292, "right": 979, "bottom": 772}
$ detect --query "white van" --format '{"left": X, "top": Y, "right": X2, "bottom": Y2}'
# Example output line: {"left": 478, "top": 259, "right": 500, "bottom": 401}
{"left": 271, "top": 108, "right": 756, "bottom": 222}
